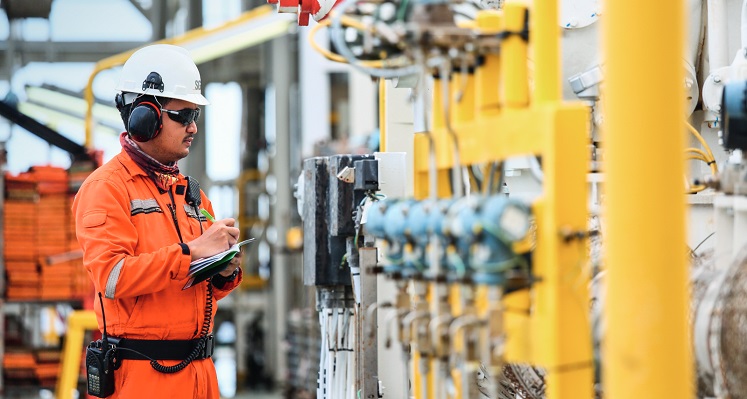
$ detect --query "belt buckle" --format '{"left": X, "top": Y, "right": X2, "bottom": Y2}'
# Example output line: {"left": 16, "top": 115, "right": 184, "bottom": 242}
{"left": 105, "top": 337, "right": 121, "bottom": 350}
{"left": 203, "top": 334, "right": 215, "bottom": 359}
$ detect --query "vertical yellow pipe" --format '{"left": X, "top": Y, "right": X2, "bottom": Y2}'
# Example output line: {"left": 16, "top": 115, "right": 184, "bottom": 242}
{"left": 84, "top": 52, "right": 139, "bottom": 147}
{"left": 413, "top": 134, "right": 430, "bottom": 199}
{"left": 503, "top": 289, "right": 531, "bottom": 361}
{"left": 501, "top": 4, "right": 529, "bottom": 108}
{"left": 531, "top": 104, "right": 592, "bottom": 399}
{"left": 379, "top": 78, "right": 387, "bottom": 152}
{"left": 431, "top": 77, "right": 454, "bottom": 198}
{"left": 532, "top": 0, "right": 560, "bottom": 103}
{"left": 56, "top": 311, "right": 98, "bottom": 399}
{"left": 432, "top": 76, "right": 445, "bottom": 131}
{"left": 84, "top": 76, "right": 96, "bottom": 147}
{"left": 601, "top": 1, "right": 692, "bottom": 399}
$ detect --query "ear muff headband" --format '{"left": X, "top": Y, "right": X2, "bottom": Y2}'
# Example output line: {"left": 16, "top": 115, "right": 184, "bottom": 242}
{"left": 127, "top": 100, "right": 163, "bottom": 142}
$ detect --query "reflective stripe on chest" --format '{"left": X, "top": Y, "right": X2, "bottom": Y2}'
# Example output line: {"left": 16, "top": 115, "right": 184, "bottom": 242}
{"left": 183, "top": 204, "right": 208, "bottom": 221}
{"left": 130, "top": 198, "right": 162, "bottom": 216}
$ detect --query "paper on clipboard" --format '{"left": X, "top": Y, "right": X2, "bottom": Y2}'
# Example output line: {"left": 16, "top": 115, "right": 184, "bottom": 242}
{"left": 182, "top": 238, "right": 255, "bottom": 290}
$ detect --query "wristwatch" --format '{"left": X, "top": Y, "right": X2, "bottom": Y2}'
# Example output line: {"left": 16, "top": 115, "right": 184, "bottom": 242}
{"left": 212, "top": 267, "right": 239, "bottom": 289}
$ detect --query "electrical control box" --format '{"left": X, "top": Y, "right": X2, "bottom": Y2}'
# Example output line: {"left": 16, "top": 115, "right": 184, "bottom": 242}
{"left": 302, "top": 154, "right": 376, "bottom": 286}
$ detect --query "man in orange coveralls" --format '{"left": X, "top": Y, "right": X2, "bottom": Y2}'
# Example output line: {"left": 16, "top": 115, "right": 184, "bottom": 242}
{"left": 72, "top": 44, "right": 243, "bottom": 398}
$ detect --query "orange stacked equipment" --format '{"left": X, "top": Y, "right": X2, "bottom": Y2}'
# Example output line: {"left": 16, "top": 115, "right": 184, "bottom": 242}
{"left": 3, "top": 165, "right": 91, "bottom": 301}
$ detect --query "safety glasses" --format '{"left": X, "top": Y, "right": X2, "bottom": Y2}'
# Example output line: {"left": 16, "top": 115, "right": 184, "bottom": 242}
{"left": 161, "top": 107, "right": 201, "bottom": 126}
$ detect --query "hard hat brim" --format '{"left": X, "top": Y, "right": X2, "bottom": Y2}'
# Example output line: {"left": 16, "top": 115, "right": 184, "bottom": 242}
{"left": 182, "top": 92, "right": 210, "bottom": 106}
{"left": 120, "top": 88, "right": 211, "bottom": 106}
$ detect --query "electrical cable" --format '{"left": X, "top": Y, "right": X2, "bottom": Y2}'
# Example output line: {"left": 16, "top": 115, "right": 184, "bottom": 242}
{"left": 308, "top": 17, "right": 390, "bottom": 67}
{"left": 686, "top": 120, "right": 719, "bottom": 174}
{"left": 680, "top": 122, "right": 717, "bottom": 193}
{"left": 438, "top": 59, "right": 467, "bottom": 198}
{"left": 686, "top": 147, "right": 718, "bottom": 175}
{"left": 685, "top": 151, "right": 715, "bottom": 193}
{"left": 329, "top": 0, "right": 425, "bottom": 79}
{"left": 485, "top": 161, "right": 504, "bottom": 195}
{"left": 396, "top": 0, "right": 410, "bottom": 21}
{"left": 455, "top": 55, "right": 471, "bottom": 104}
{"left": 149, "top": 281, "right": 213, "bottom": 373}
{"left": 408, "top": 67, "right": 441, "bottom": 201}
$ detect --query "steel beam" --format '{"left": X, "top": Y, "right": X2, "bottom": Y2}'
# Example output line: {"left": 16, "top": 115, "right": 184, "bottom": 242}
{"left": 0, "top": 41, "right": 147, "bottom": 67}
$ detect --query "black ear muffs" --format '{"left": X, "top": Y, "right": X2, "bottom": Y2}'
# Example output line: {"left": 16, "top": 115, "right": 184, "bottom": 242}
{"left": 127, "top": 100, "right": 163, "bottom": 142}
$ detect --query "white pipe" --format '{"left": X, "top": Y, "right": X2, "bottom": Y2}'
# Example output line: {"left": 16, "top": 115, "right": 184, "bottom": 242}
{"left": 742, "top": 0, "right": 747, "bottom": 48}
{"left": 708, "top": 0, "right": 730, "bottom": 70}
{"left": 734, "top": 197, "right": 747, "bottom": 260}
{"left": 687, "top": 0, "right": 703, "bottom": 66}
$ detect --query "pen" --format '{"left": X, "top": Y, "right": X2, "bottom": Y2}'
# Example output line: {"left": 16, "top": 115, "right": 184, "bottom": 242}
{"left": 200, "top": 209, "right": 216, "bottom": 222}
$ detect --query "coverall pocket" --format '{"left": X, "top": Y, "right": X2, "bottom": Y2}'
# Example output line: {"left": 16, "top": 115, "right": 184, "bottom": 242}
{"left": 81, "top": 210, "right": 107, "bottom": 228}
{"left": 124, "top": 296, "right": 143, "bottom": 328}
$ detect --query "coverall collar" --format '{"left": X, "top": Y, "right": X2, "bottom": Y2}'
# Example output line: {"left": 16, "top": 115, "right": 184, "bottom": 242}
{"left": 116, "top": 149, "right": 185, "bottom": 183}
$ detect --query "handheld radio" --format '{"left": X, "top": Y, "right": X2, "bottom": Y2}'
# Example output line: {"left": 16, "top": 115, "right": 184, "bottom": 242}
{"left": 86, "top": 293, "right": 116, "bottom": 397}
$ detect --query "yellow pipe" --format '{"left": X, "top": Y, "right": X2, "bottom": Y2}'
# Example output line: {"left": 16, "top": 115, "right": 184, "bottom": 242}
{"left": 84, "top": 5, "right": 275, "bottom": 147}
{"left": 413, "top": 134, "right": 429, "bottom": 199}
{"left": 531, "top": 104, "right": 593, "bottom": 399}
{"left": 531, "top": 0, "right": 560, "bottom": 103}
{"left": 601, "top": 1, "right": 693, "bottom": 398}
{"left": 503, "top": 289, "right": 531, "bottom": 361}
{"left": 429, "top": 77, "right": 456, "bottom": 198}
{"left": 379, "top": 78, "right": 387, "bottom": 152}
{"left": 56, "top": 310, "right": 98, "bottom": 399}
{"left": 452, "top": 69, "right": 475, "bottom": 125}
{"left": 501, "top": 3, "right": 529, "bottom": 108}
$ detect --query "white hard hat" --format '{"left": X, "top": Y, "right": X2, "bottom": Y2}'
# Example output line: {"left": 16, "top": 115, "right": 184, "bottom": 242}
{"left": 116, "top": 44, "right": 209, "bottom": 105}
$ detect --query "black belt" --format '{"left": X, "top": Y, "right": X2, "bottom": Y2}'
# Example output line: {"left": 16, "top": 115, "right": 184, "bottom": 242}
{"left": 106, "top": 334, "right": 215, "bottom": 361}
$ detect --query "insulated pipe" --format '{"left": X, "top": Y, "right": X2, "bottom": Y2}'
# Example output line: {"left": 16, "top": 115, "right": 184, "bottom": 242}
{"left": 707, "top": 0, "right": 729, "bottom": 70}
{"left": 601, "top": 2, "right": 693, "bottom": 399}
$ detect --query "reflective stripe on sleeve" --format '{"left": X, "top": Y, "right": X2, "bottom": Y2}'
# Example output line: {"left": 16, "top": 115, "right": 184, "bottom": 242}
{"left": 105, "top": 258, "right": 125, "bottom": 299}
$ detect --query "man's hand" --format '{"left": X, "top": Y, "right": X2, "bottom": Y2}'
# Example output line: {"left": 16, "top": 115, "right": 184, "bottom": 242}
{"left": 218, "top": 250, "right": 242, "bottom": 277}
{"left": 186, "top": 218, "right": 240, "bottom": 260}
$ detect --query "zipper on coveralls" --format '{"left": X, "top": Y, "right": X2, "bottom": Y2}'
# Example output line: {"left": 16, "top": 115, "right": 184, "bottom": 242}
{"left": 167, "top": 188, "right": 184, "bottom": 243}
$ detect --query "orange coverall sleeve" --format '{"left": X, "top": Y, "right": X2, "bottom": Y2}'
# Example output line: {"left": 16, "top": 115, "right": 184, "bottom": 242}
{"left": 213, "top": 268, "right": 243, "bottom": 301}
{"left": 199, "top": 191, "right": 244, "bottom": 301}
{"left": 74, "top": 178, "right": 192, "bottom": 300}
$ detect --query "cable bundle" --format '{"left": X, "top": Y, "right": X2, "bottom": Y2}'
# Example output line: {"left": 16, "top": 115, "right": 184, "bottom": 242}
{"left": 317, "top": 308, "right": 356, "bottom": 399}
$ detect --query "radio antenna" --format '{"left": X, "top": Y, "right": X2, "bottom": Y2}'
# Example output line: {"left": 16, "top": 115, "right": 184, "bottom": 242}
{"left": 98, "top": 292, "right": 108, "bottom": 342}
